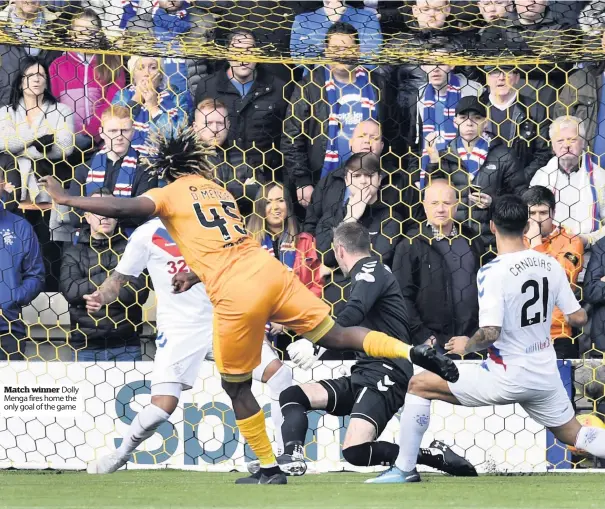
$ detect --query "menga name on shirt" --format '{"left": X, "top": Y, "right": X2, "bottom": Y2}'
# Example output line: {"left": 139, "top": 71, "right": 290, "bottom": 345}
{"left": 509, "top": 256, "right": 552, "bottom": 277}
{"left": 189, "top": 186, "right": 233, "bottom": 202}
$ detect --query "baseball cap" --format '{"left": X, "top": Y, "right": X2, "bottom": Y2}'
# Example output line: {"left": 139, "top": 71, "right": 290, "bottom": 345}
{"left": 455, "top": 96, "right": 487, "bottom": 118}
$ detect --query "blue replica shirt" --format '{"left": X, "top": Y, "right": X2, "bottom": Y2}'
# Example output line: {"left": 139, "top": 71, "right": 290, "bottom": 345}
{"left": 334, "top": 78, "right": 366, "bottom": 166}
{"left": 0, "top": 209, "right": 44, "bottom": 334}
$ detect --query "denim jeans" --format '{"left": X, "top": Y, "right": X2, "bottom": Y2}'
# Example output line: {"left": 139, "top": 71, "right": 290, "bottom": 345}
{"left": 73, "top": 344, "right": 142, "bottom": 362}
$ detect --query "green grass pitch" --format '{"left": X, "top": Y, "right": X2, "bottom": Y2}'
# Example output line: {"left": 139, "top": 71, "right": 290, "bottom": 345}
{"left": 1, "top": 470, "right": 604, "bottom": 509}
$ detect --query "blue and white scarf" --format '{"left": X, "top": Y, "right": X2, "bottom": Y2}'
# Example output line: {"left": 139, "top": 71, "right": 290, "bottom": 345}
{"left": 456, "top": 135, "right": 490, "bottom": 180}
{"left": 260, "top": 231, "right": 297, "bottom": 269}
{"left": 419, "top": 74, "right": 461, "bottom": 179}
{"left": 322, "top": 67, "right": 377, "bottom": 178}
{"left": 85, "top": 145, "right": 139, "bottom": 197}
{"left": 593, "top": 71, "right": 605, "bottom": 168}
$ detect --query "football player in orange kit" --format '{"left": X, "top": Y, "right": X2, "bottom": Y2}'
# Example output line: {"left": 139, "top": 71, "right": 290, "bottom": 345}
{"left": 40, "top": 128, "right": 458, "bottom": 484}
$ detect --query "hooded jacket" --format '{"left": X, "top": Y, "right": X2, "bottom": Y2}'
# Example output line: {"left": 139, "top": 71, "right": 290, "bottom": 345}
{"left": 49, "top": 52, "right": 126, "bottom": 142}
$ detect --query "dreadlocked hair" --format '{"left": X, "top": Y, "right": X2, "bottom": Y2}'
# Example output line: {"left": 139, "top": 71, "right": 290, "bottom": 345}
{"left": 141, "top": 126, "right": 216, "bottom": 182}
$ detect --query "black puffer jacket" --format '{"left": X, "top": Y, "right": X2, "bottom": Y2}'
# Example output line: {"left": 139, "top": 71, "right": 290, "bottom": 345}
{"left": 423, "top": 137, "right": 526, "bottom": 248}
{"left": 194, "top": 65, "right": 292, "bottom": 172}
{"left": 392, "top": 223, "right": 483, "bottom": 348}
{"left": 480, "top": 89, "right": 551, "bottom": 184}
{"left": 59, "top": 229, "right": 149, "bottom": 350}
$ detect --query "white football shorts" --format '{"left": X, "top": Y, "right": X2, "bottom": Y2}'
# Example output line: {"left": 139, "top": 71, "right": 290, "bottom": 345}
{"left": 151, "top": 324, "right": 213, "bottom": 391}
{"left": 152, "top": 326, "right": 280, "bottom": 390}
{"left": 448, "top": 361, "right": 575, "bottom": 428}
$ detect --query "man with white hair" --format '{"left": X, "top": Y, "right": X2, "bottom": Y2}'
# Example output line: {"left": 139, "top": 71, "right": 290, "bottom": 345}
{"left": 530, "top": 115, "right": 605, "bottom": 248}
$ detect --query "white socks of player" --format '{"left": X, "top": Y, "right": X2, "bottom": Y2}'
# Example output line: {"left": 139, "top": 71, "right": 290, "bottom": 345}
{"left": 575, "top": 425, "right": 605, "bottom": 458}
{"left": 116, "top": 404, "right": 171, "bottom": 460}
{"left": 266, "top": 364, "right": 293, "bottom": 455}
{"left": 395, "top": 393, "right": 431, "bottom": 472}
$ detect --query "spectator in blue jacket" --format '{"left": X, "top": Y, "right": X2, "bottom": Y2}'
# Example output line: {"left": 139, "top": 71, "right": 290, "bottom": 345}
{"left": 112, "top": 56, "right": 191, "bottom": 156}
{"left": 0, "top": 173, "right": 45, "bottom": 360}
{"left": 152, "top": 1, "right": 193, "bottom": 99}
{"left": 290, "top": 0, "right": 382, "bottom": 61}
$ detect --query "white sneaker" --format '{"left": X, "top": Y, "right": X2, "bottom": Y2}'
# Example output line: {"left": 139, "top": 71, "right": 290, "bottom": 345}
{"left": 87, "top": 451, "right": 129, "bottom": 474}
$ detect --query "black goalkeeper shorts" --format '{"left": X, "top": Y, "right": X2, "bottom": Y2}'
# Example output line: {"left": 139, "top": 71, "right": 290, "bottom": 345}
{"left": 318, "top": 362, "right": 409, "bottom": 437}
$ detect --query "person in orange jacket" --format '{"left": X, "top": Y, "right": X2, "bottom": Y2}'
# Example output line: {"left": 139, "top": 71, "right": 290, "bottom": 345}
{"left": 523, "top": 186, "right": 584, "bottom": 358}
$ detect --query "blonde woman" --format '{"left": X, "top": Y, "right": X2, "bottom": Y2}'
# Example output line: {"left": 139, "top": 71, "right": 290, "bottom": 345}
{"left": 112, "top": 56, "right": 191, "bottom": 155}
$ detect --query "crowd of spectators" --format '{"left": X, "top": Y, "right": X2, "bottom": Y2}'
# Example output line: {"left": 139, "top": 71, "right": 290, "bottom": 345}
{"left": 2, "top": 0, "right": 605, "bottom": 366}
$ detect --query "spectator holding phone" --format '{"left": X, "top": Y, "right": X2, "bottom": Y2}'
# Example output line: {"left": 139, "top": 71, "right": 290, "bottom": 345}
{"left": 421, "top": 96, "right": 525, "bottom": 250}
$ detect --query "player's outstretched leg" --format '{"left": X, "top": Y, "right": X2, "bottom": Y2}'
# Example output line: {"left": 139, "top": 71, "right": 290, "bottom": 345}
{"left": 550, "top": 417, "right": 605, "bottom": 462}
{"left": 222, "top": 377, "right": 287, "bottom": 485}
{"left": 88, "top": 384, "right": 182, "bottom": 474}
{"left": 315, "top": 324, "right": 459, "bottom": 383}
{"left": 366, "top": 371, "right": 457, "bottom": 484}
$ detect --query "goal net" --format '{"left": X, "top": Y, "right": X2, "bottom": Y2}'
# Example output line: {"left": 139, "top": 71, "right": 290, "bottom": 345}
{"left": 0, "top": 0, "right": 603, "bottom": 474}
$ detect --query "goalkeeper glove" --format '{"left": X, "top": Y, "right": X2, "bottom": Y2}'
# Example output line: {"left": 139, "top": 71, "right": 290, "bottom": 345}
{"left": 287, "top": 339, "right": 322, "bottom": 370}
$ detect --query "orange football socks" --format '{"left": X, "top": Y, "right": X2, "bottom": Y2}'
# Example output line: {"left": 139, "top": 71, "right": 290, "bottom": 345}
{"left": 363, "top": 331, "right": 411, "bottom": 360}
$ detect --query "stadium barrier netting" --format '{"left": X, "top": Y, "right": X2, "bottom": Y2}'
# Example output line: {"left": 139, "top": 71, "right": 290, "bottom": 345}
{"left": 0, "top": 0, "right": 603, "bottom": 473}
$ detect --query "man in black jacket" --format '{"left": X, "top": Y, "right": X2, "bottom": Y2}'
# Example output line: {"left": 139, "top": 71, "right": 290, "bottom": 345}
{"left": 422, "top": 96, "right": 526, "bottom": 249}
{"left": 306, "top": 152, "right": 402, "bottom": 310}
{"left": 393, "top": 179, "right": 483, "bottom": 356}
{"left": 193, "top": 28, "right": 291, "bottom": 176}
{"left": 274, "top": 222, "right": 475, "bottom": 478}
{"left": 481, "top": 65, "right": 551, "bottom": 184}
{"left": 193, "top": 96, "right": 270, "bottom": 217}
{"left": 479, "top": 0, "right": 579, "bottom": 109}
{"left": 60, "top": 188, "right": 149, "bottom": 361}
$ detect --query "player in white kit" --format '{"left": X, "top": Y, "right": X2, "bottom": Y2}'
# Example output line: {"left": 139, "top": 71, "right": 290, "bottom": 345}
{"left": 86, "top": 217, "right": 293, "bottom": 474}
{"left": 368, "top": 194, "right": 605, "bottom": 483}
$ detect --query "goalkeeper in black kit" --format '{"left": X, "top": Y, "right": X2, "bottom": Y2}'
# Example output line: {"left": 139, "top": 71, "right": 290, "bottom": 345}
{"left": 261, "top": 222, "right": 476, "bottom": 479}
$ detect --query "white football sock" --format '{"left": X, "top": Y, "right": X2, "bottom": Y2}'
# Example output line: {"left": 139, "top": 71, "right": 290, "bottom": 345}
{"left": 575, "top": 425, "right": 605, "bottom": 458}
{"left": 266, "top": 364, "right": 293, "bottom": 455}
{"left": 116, "top": 404, "right": 171, "bottom": 459}
{"left": 395, "top": 393, "right": 431, "bottom": 472}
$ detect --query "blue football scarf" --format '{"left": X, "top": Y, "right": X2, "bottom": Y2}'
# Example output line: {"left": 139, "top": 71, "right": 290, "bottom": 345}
{"left": 420, "top": 74, "right": 461, "bottom": 174}
{"left": 321, "top": 66, "right": 377, "bottom": 178}
{"left": 85, "top": 145, "right": 139, "bottom": 197}
{"left": 456, "top": 135, "right": 490, "bottom": 180}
